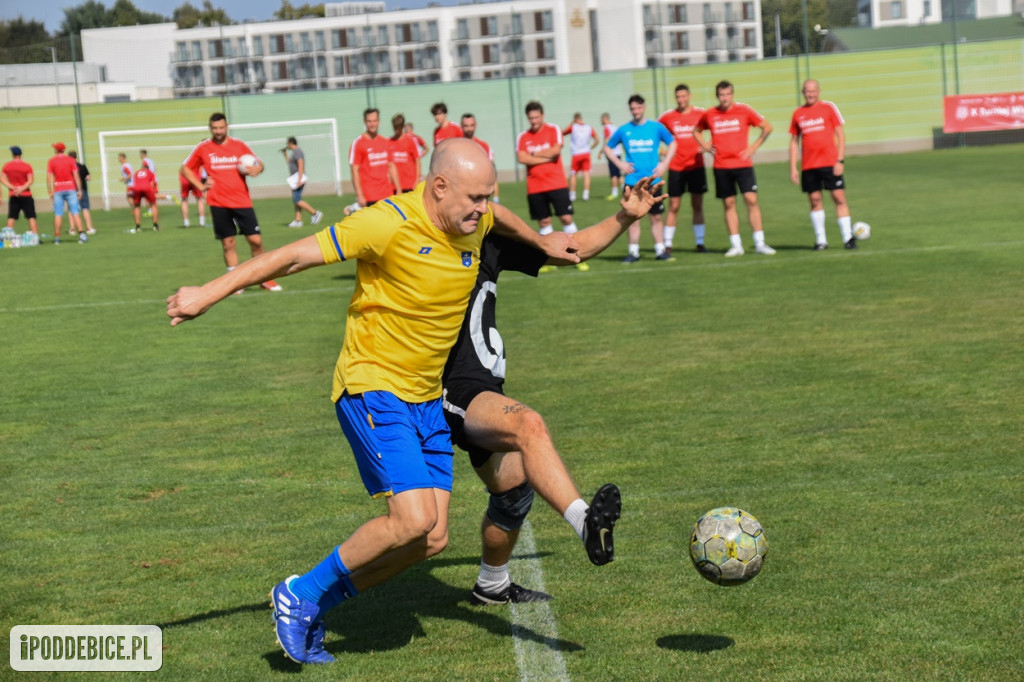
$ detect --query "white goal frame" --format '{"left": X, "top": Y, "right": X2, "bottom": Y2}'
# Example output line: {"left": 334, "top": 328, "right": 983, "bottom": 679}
{"left": 97, "top": 118, "right": 342, "bottom": 210}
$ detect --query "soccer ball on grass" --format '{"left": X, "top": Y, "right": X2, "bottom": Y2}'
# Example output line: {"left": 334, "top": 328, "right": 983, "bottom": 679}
{"left": 689, "top": 507, "right": 768, "bottom": 586}
{"left": 852, "top": 221, "right": 871, "bottom": 240}
{"left": 237, "top": 154, "right": 259, "bottom": 175}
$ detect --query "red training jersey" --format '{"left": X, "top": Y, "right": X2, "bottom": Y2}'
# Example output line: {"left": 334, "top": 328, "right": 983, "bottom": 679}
{"left": 658, "top": 107, "right": 706, "bottom": 172}
{"left": 349, "top": 133, "right": 395, "bottom": 203}
{"left": 47, "top": 154, "right": 79, "bottom": 193}
{"left": 696, "top": 103, "right": 766, "bottom": 170}
{"left": 789, "top": 100, "right": 845, "bottom": 171}
{"left": 410, "top": 132, "right": 429, "bottom": 158}
{"left": 390, "top": 134, "right": 420, "bottom": 191}
{"left": 182, "top": 137, "right": 256, "bottom": 208}
{"left": 2, "top": 159, "right": 33, "bottom": 196}
{"left": 133, "top": 166, "right": 157, "bottom": 192}
{"left": 433, "top": 121, "right": 463, "bottom": 146}
{"left": 516, "top": 123, "right": 567, "bottom": 194}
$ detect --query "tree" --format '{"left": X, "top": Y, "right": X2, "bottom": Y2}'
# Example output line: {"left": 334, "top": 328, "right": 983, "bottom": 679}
{"left": 109, "top": 0, "right": 168, "bottom": 27}
{"left": 0, "top": 17, "right": 52, "bottom": 63}
{"left": 273, "top": 1, "right": 325, "bottom": 21}
{"left": 173, "top": 1, "right": 233, "bottom": 28}
{"left": 58, "top": 1, "right": 111, "bottom": 37}
{"left": 760, "top": 0, "right": 857, "bottom": 58}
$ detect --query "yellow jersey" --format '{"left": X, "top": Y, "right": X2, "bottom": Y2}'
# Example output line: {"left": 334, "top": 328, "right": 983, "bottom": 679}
{"left": 315, "top": 183, "right": 494, "bottom": 403}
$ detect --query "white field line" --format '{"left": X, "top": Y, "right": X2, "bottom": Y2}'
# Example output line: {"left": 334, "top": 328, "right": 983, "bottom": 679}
{"left": 509, "top": 521, "right": 569, "bottom": 682}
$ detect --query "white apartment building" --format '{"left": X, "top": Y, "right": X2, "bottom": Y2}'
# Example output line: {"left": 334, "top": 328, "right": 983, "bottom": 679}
{"left": 856, "top": 0, "right": 1014, "bottom": 27}
{"left": 81, "top": 0, "right": 762, "bottom": 100}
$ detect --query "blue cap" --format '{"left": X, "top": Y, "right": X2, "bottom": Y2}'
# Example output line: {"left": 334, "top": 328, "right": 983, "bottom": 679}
{"left": 10, "top": 146, "right": 21, "bottom": 156}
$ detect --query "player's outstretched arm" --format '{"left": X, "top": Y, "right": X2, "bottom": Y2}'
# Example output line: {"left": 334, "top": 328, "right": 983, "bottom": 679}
{"left": 167, "top": 235, "right": 326, "bottom": 326}
{"left": 557, "top": 177, "right": 666, "bottom": 264}
{"left": 491, "top": 202, "right": 580, "bottom": 263}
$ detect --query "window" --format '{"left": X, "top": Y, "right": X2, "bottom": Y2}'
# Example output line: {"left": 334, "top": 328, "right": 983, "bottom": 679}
{"left": 458, "top": 44, "right": 470, "bottom": 66}
{"left": 192, "top": 41, "right": 202, "bottom": 60}
{"left": 671, "top": 4, "right": 688, "bottom": 23}
{"left": 536, "top": 39, "right": 554, "bottom": 59}
{"left": 459, "top": 71, "right": 472, "bottom": 80}
{"left": 482, "top": 43, "right": 497, "bottom": 63}
{"left": 275, "top": 62, "right": 288, "bottom": 80}
{"left": 880, "top": 1, "right": 903, "bottom": 18}
{"left": 400, "top": 24, "right": 412, "bottom": 42}
{"left": 334, "top": 55, "right": 351, "bottom": 75}
{"left": 211, "top": 65, "right": 225, "bottom": 84}
{"left": 923, "top": 0, "right": 932, "bottom": 15}
{"left": 457, "top": 18, "right": 468, "bottom": 40}
{"left": 427, "top": 21, "right": 438, "bottom": 41}
{"left": 744, "top": 28, "right": 756, "bottom": 47}
{"left": 743, "top": 2, "right": 755, "bottom": 20}
{"left": 315, "top": 32, "right": 325, "bottom": 51}
{"left": 208, "top": 39, "right": 223, "bottom": 58}
{"left": 481, "top": 17, "right": 497, "bottom": 36}
{"left": 534, "top": 11, "right": 552, "bottom": 31}
{"left": 378, "top": 26, "right": 388, "bottom": 44}
{"left": 332, "top": 29, "right": 346, "bottom": 48}
{"left": 512, "top": 13, "right": 522, "bottom": 34}
{"left": 252, "top": 36, "right": 263, "bottom": 56}
{"left": 300, "top": 33, "right": 312, "bottom": 52}
{"left": 643, "top": 5, "right": 657, "bottom": 26}
{"left": 670, "top": 31, "right": 689, "bottom": 51}
{"left": 403, "top": 51, "right": 414, "bottom": 70}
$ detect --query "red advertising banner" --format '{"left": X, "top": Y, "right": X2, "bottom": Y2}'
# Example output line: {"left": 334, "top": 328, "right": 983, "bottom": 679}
{"left": 943, "top": 92, "right": 1024, "bottom": 133}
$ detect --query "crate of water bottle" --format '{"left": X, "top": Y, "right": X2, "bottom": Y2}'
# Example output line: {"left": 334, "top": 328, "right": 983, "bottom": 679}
{"left": 0, "top": 226, "right": 17, "bottom": 248}
{"left": 21, "top": 232, "right": 39, "bottom": 247}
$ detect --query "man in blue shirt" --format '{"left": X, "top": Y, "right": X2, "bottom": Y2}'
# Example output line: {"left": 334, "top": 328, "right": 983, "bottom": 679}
{"left": 605, "top": 94, "right": 676, "bottom": 262}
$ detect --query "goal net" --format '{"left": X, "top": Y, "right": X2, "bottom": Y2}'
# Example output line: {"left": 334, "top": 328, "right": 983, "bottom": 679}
{"left": 97, "top": 118, "right": 341, "bottom": 210}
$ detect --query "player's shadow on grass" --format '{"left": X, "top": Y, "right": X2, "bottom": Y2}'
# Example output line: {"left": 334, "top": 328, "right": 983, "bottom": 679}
{"left": 255, "top": 553, "right": 579, "bottom": 671}
{"left": 656, "top": 633, "right": 734, "bottom": 653}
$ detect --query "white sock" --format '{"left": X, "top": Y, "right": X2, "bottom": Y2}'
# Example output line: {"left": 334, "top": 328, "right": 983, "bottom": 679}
{"left": 563, "top": 222, "right": 578, "bottom": 235}
{"left": 753, "top": 230, "right": 766, "bottom": 247}
{"left": 564, "top": 498, "right": 588, "bottom": 540}
{"left": 838, "top": 215, "right": 852, "bottom": 242}
{"left": 569, "top": 191, "right": 576, "bottom": 201}
{"left": 654, "top": 242, "right": 665, "bottom": 256}
{"left": 539, "top": 225, "right": 554, "bottom": 236}
{"left": 628, "top": 243, "right": 640, "bottom": 257}
{"left": 183, "top": 220, "right": 190, "bottom": 227}
{"left": 227, "top": 266, "right": 235, "bottom": 272}
{"left": 664, "top": 225, "right": 676, "bottom": 247}
{"left": 810, "top": 210, "right": 826, "bottom": 244}
{"left": 199, "top": 218, "right": 205, "bottom": 226}
{"left": 583, "top": 190, "right": 590, "bottom": 200}
{"left": 611, "top": 187, "right": 619, "bottom": 197}
{"left": 477, "top": 561, "right": 510, "bottom": 593}
{"left": 730, "top": 233, "right": 742, "bottom": 249}
{"left": 693, "top": 223, "right": 706, "bottom": 244}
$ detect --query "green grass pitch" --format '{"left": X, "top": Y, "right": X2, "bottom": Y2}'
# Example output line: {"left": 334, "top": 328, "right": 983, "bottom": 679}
{"left": 2, "top": 144, "right": 1022, "bottom": 679}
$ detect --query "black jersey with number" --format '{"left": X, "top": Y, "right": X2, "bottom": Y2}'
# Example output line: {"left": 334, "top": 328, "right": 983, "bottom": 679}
{"left": 442, "top": 233, "right": 548, "bottom": 393}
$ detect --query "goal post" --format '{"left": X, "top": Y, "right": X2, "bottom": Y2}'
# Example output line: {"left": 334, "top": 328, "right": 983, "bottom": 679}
{"left": 97, "top": 118, "right": 342, "bottom": 211}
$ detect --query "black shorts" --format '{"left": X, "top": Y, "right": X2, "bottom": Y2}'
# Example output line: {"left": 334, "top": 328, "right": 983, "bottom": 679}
{"left": 625, "top": 183, "right": 666, "bottom": 215}
{"left": 668, "top": 168, "right": 708, "bottom": 198}
{"left": 607, "top": 158, "right": 622, "bottom": 178}
{"left": 442, "top": 379, "right": 501, "bottom": 468}
{"left": 7, "top": 195, "right": 36, "bottom": 220}
{"left": 801, "top": 167, "right": 846, "bottom": 194}
{"left": 211, "top": 206, "right": 261, "bottom": 240}
{"left": 527, "top": 188, "right": 573, "bottom": 221}
{"left": 713, "top": 167, "right": 758, "bottom": 199}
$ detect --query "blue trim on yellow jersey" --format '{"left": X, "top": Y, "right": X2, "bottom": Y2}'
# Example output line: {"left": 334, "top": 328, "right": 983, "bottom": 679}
{"left": 384, "top": 198, "right": 407, "bottom": 221}
{"left": 328, "top": 224, "right": 345, "bottom": 261}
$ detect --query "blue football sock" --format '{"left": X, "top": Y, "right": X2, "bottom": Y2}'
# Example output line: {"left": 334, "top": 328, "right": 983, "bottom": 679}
{"left": 318, "top": 575, "right": 359, "bottom": 613}
{"left": 290, "top": 547, "right": 350, "bottom": 604}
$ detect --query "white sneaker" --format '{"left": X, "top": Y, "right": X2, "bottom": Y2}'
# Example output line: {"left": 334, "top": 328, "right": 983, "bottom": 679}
{"left": 311, "top": 211, "right": 323, "bottom": 225}
{"left": 755, "top": 244, "right": 776, "bottom": 255}
{"left": 725, "top": 245, "right": 745, "bottom": 257}
{"left": 287, "top": 220, "right": 303, "bottom": 228}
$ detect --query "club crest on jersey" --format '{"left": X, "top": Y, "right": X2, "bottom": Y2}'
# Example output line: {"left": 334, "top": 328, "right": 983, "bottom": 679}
{"left": 461, "top": 251, "right": 472, "bottom": 267}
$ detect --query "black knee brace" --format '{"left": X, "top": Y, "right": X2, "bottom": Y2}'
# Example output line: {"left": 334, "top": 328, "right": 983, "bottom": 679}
{"left": 486, "top": 481, "right": 535, "bottom": 531}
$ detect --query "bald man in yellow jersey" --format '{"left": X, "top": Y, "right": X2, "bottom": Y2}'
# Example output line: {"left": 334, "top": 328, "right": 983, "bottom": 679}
{"left": 166, "top": 138, "right": 578, "bottom": 665}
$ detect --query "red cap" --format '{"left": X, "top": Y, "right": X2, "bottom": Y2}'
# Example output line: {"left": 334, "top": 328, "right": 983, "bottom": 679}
{"left": 52, "top": 142, "right": 66, "bottom": 152}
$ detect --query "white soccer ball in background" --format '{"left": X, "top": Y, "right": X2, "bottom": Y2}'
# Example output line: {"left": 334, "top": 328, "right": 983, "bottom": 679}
{"left": 237, "top": 154, "right": 259, "bottom": 175}
{"left": 853, "top": 221, "right": 871, "bottom": 240}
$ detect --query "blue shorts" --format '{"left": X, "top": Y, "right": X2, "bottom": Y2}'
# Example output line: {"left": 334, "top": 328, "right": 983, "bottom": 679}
{"left": 53, "top": 190, "right": 80, "bottom": 216}
{"left": 79, "top": 192, "right": 91, "bottom": 210}
{"left": 291, "top": 187, "right": 304, "bottom": 203}
{"left": 335, "top": 391, "right": 454, "bottom": 498}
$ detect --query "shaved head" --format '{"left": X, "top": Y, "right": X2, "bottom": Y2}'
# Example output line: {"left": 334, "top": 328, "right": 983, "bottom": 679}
{"left": 425, "top": 138, "right": 496, "bottom": 235}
